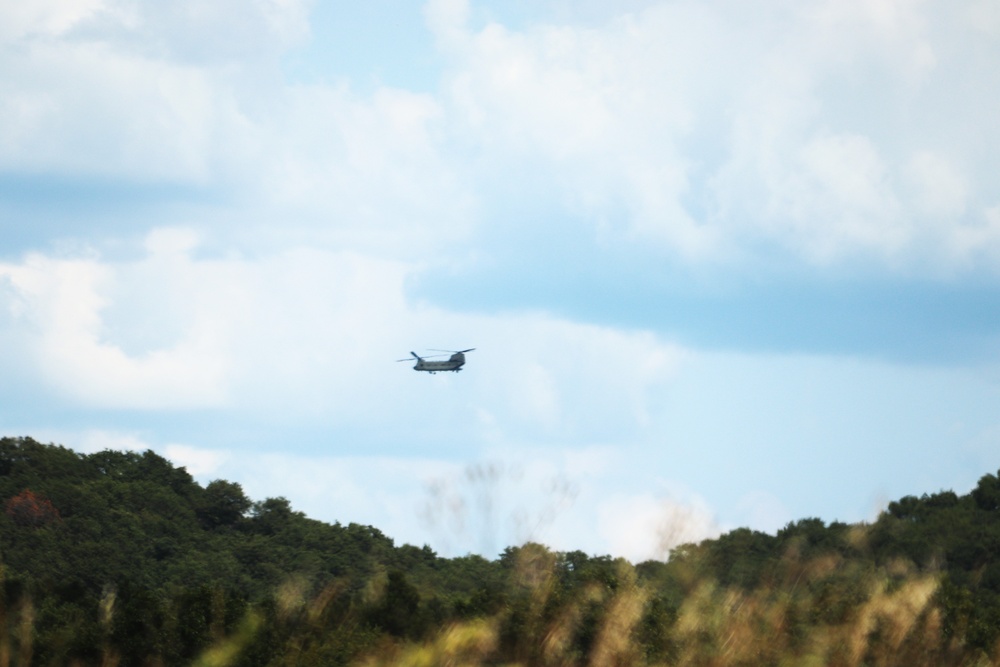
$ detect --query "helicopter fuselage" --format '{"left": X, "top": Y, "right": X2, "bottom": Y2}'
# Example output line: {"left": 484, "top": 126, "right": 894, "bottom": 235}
{"left": 398, "top": 349, "right": 475, "bottom": 373}
{"left": 412, "top": 352, "right": 466, "bottom": 373}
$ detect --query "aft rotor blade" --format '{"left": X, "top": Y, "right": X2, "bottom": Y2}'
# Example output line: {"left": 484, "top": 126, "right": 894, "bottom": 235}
{"left": 428, "top": 348, "right": 476, "bottom": 354}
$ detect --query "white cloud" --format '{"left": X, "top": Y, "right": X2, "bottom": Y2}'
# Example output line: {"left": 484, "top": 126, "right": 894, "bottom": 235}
{"left": 428, "top": 0, "right": 1000, "bottom": 269}
{"left": 469, "top": 317, "right": 683, "bottom": 440}
{"left": 0, "top": 251, "right": 230, "bottom": 409}
{"left": 246, "top": 83, "right": 473, "bottom": 257}
{"left": 509, "top": 363, "right": 561, "bottom": 431}
{"left": 733, "top": 490, "right": 793, "bottom": 535}
{"left": 964, "top": 0, "right": 1000, "bottom": 37}
{"left": 598, "top": 492, "right": 720, "bottom": 562}
{"left": 906, "top": 150, "right": 969, "bottom": 219}
{"left": 144, "top": 227, "right": 202, "bottom": 256}
{"left": 142, "top": 441, "right": 718, "bottom": 560}
{"left": 4, "top": 0, "right": 997, "bottom": 271}
{"left": 423, "top": 0, "right": 471, "bottom": 52}
{"left": 31, "top": 429, "right": 231, "bottom": 479}
{"left": 0, "top": 0, "right": 468, "bottom": 245}
{"left": 75, "top": 0, "right": 312, "bottom": 62}
{"left": 0, "top": 227, "right": 684, "bottom": 438}
{"left": 0, "top": 0, "right": 105, "bottom": 41}
{"left": 75, "top": 429, "right": 156, "bottom": 454}
{"left": 0, "top": 39, "right": 247, "bottom": 183}
{"left": 435, "top": 2, "right": 725, "bottom": 257}
{"left": 164, "top": 443, "right": 231, "bottom": 477}
{"left": 1, "top": 1, "right": 999, "bottom": 565}
{"left": 787, "top": 132, "right": 903, "bottom": 261}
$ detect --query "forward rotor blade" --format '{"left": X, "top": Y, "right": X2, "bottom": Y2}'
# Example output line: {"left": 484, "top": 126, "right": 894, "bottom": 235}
{"left": 398, "top": 352, "right": 451, "bottom": 361}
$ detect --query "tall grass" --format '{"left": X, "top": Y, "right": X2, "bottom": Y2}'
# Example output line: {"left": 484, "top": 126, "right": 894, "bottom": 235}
{"left": 2, "top": 545, "right": 998, "bottom": 666}
{"left": 345, "top": 545, "right": 991, "bottom": 667}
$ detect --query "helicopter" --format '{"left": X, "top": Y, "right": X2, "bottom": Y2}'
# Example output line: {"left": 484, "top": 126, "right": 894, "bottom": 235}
{"left": 398, "top": 348, "right": 475, "bottom": 373}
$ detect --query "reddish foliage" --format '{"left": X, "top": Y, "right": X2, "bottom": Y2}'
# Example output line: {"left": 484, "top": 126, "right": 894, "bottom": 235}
{"left": 5, "top": 488, "right": 61, "bottom": 527}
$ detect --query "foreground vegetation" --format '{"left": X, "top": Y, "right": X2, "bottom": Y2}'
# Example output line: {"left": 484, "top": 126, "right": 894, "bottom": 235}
{"left": 3, "top": 436, "right": 1000, "bottom": 666}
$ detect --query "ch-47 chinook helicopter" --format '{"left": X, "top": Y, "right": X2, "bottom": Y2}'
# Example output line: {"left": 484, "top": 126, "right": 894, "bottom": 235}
{"left": 397, "top": 348, "right": 475, "bottom": 373}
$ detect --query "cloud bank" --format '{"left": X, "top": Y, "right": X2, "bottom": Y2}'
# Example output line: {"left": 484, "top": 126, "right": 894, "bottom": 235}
{"left": 1, "top": 0, "right": 998, "bottom": 558}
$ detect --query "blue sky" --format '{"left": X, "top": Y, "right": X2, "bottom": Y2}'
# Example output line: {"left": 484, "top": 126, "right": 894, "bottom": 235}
{"left": 1, "top": 0, "right": 999, "bottom": 561}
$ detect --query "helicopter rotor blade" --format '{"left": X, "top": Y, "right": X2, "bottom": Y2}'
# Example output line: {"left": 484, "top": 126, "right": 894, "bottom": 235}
{"left": 397, "top": 352, "right": 453, "bottom": 361}
{"left": 428, "top": 348, "right": 476, "bottom": 354}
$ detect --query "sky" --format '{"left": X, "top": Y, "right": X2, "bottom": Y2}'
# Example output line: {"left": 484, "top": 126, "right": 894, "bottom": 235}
{"left": 1, "top": 0, "right": 999, "bottom": 562}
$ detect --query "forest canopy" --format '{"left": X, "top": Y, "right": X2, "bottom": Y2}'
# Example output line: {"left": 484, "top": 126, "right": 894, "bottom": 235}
{"left": 2, "top": 436, "right": 1000, "bottom": 666}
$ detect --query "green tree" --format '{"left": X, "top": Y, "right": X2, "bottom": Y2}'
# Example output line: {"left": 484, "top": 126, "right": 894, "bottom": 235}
{"left": 198, "top": 480, "right": 251, "bottom": 529}
{"left": 368, "top": 571, "right": 422, "bottom": 638}
{"left": 973, "top": 470, "right": 1000, "bottom": 512}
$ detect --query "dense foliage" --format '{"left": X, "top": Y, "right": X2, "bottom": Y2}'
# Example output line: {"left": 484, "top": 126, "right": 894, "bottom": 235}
{"left": 2, "top": 436, "right": 1000, "bottom": 666}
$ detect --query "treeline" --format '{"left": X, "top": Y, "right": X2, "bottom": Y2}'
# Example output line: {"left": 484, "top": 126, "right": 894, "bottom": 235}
{"left": 2, "top": 436, "right": 1000, "bottom": 666}
{"left": 0, "top": 436, "right": 497, "bottom": 664}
